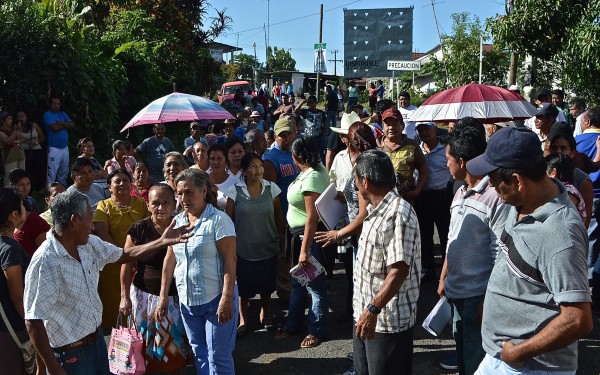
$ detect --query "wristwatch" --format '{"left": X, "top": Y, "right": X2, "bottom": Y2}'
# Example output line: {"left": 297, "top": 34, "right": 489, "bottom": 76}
{"left": 367, "top": 303, "right": 381, "bottom": 315}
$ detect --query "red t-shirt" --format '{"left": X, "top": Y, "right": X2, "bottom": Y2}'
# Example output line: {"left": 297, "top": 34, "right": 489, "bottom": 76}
{"left": 14, "top": 212, "right": 51, "bottom": 257}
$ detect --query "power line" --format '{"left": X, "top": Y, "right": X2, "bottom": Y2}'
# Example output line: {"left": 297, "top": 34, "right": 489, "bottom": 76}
{"left": 223, "top": 0, "right": 364, "bottom": 36}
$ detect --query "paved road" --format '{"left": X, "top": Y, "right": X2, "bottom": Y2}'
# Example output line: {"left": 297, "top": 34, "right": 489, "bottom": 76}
{"left": 226, "top": 259, "right": 600, "bottom": 375}
{"left": 119, "top": 248, "right": 600, "bottom": 374}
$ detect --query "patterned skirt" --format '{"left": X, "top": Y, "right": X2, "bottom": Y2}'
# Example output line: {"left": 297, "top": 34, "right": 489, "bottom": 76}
{"left": 130, "top": 285, "right": 191, "bottom": 371}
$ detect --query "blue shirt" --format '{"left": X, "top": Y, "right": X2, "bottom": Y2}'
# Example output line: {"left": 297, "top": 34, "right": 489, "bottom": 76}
{"left": 172, "top": 204, "right": 236, "bottom": 306}
{"left": 263, "top": 142, "right": 301, "bottom": 217}
{"left": 420, "top": 139, "right": 452, "bottom": 190}
{"left": 377, "top": 84, "right": 384, "bottom": 98}
{"left": 43, "top": 110, "right": 72, "bottom": 149}
{"left": 576, "top": 130, "right": 600, "bottom": 197}
{"left": 233, "top": 127, "right": 246, "bottom": 141}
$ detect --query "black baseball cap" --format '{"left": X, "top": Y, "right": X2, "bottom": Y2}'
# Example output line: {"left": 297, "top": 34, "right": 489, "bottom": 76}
{"left": 466, "top": 127, "right": 542, "bottom": 176}
{"left": 535, "top": 103, "right": 559, "bottom": 119}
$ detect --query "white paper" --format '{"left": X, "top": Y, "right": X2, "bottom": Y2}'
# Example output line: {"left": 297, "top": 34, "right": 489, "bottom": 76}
{"left": 315, "top": 183, "right": 346, "bottom": 230}
{"left": 422, "top": 296, "right": 451, "bottom": 336}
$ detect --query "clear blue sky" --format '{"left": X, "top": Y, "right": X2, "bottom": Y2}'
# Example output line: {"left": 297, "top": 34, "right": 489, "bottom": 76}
{"left": 211, "top": 0, "right": 507, "bottom": 74}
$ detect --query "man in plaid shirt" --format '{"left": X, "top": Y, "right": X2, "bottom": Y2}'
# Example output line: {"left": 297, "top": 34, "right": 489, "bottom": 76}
{"left": 352, "top": 150, "right": 421, "bottom": 375}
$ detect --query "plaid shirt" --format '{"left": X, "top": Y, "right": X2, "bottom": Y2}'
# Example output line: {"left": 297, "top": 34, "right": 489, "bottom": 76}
{"left": 353, "top": 189, "right": 421, "bottom": 333}
{"left": 24, "top": 231, "right": 122, "bottom": 347}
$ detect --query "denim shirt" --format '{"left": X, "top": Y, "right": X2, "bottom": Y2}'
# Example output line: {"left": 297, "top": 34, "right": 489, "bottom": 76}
{"left": 172, "top": 204, "right": 236, "bottom": 306}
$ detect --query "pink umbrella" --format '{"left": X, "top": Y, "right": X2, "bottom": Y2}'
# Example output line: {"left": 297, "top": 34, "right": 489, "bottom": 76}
{"left": 409, "top": 83, "right": 537, "bottom": 123}
{"left": 120, "top": 92, "right": 235, "bottom": 132}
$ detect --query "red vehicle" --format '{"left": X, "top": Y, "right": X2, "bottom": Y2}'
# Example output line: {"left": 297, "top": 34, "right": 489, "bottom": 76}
{"left": 218, "top": 80, "right": 255, "bottom": 104}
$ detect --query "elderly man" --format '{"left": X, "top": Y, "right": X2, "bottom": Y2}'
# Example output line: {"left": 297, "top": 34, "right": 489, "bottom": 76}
{"left": 24, "top": 189, "right": 191, "bottom": 374}
{"left": 467, "top": 127, "right": 592, "bottom": 374}
{"left": 246, "top": 128, "right": 267, "bottom": 157}
{"left": 352, "top": 150, "right": 421, "bottom": 375}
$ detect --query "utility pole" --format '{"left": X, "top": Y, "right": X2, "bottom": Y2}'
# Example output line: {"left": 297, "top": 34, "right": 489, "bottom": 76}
{"left": 430, "top": 0, "right": 448, "bottom": 85}
{"left": 328, "top": 50, "right": 343, "bottom": 77}
{"left": 478, "top": 35, "right": 483, "bottom": 84}
{"left": 506, "top": 0, "right": 518, "bottom": 86}
{"left": 316, "top": 4, "right": 323, "bottom": 101}
{"left": 252, "top": 42, "right": 258, "bottom": 87}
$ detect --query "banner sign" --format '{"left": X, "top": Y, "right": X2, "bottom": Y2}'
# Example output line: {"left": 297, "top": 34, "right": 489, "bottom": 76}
{"left": 344, "top": 8, "right": 413, "bottom": 78}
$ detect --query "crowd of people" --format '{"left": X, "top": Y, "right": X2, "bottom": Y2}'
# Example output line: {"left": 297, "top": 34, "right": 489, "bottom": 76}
{"left": 0, "top": 83, "right": 597, "bottom": 375}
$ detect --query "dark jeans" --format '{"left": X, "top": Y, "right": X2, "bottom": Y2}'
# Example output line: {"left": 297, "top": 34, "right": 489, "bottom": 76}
{"left": 449, "top": 295, "right": 486, "bottom": 375}
{"left": 414, "top": 186, "right": 452, "bottom": 272}
{"left": 353, "top": 324, "right": 413, "bottom": 375}
{"left": 51, "top": 328, "right": 109, "bottom": 375}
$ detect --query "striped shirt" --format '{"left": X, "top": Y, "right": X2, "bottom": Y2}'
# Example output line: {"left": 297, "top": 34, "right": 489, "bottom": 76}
{"left": 445, "top": 176, "right": 509, "bottom": 299}
{"left": 353, "top": 189, "right": 421, "bottom": 333}
{"left": 172, "top": 204, "right": 236, "bottom": 306}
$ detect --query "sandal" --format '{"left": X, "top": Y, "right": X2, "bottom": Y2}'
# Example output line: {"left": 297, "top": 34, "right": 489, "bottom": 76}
{"left": 275, "top": 328, "right": 294, "bottom": 340}
{"left": 300, "top": 335, "right": 322, "bottom": 348}
{"left": 261, "top": 318, "right": 276, "bottom": 331}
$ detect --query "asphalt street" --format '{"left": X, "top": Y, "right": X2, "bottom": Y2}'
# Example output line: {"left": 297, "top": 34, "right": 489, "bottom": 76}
{"left": 109, "top": 245, "right": 600, "bottom": 374}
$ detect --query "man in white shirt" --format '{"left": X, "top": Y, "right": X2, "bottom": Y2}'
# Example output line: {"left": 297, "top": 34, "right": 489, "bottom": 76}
{"left": 570, "top": 97, "right": 587, "bottom": 137}
{"left": 24, "top": 189, "right": 191, "bottom": 375}
{"left": 397, "top": 91, "right": 418, "bottom": 139}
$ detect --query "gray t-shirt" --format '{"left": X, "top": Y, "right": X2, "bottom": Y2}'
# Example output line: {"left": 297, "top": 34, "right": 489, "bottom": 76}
{"left": 137, "top": 136, "right": 175, "bottom": 183}
{"left": 67, "top": 184, "right": 108, "bottom": 213}
{"left": 445, "top": 177, "right": 509, "bottom": 299}
{"left": 481, "top": 180, "right": 591, "bottom": 371}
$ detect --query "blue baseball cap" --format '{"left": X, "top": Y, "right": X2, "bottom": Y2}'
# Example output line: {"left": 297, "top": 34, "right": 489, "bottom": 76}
{"left": 466, "top": 127, "right": 542, "bottom": 176}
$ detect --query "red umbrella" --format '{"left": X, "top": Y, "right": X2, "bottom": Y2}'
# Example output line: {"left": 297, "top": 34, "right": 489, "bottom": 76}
{"left": 409, "top": 83, "right": 537, "bottom": 123}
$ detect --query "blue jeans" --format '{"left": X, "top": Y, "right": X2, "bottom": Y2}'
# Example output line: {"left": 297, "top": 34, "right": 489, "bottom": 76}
{"left": 346, "top": 96, "right": 359, "bottom": 110}
{"left": 589, "top": 198, "right": 600, "bottom": 307}
{"left": 180, "top": 287, "right": 239, "bottom": 375}
{"left": 475, "top": 353, "right": 575, "bottom": 375}
{"left": 284, "top": 240, "right": 328, "bottom": 338}
{"left": 449, "top": 295, "right": 485, "bottom": 375}
{"left": 51, "top": 328, "right": 109, "bottom": 375}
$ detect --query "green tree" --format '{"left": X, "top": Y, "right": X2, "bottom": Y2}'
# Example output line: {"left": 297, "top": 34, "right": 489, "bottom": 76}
{"left": 232, "top": 53, "right": 259, "bottom": 80}
{"left": 267, "top": 46, "right": 296, "bottom": 71}
{"left": 428, "top": 12, "right": 509, "bottom": 89}
{"left": 221, "top": 63, "right": 242, "bottom": 82}
{"left": 489, "top": 0, "right": 600, "bottom": 103}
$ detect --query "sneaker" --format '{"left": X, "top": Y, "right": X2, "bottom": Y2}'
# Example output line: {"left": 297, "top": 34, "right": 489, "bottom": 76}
{"left": 342, "top": 365, "right": 355, "bottom": 375}
{"left": 439, "top": 352, "right": 458, "bottom": 370}
{"left": 346, "top": 351, "right": 353, "bottom": 361}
